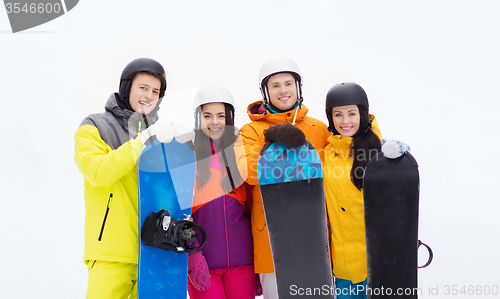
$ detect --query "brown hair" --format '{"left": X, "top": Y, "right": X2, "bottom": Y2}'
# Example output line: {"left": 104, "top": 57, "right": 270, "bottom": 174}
{"left": 131, "top": 70, "right": 166, "bottom": 91}
{"left": 193, "top": 103, "right": 242, "bottom": 192}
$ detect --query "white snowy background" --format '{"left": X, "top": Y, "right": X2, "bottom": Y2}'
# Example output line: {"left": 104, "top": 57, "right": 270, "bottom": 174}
{"left": 1, "top": 0, "right": 499, "bottom": 298}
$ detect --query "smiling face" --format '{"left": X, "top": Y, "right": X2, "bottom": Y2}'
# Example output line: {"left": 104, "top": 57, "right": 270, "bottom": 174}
{"left": 201, "top": 102, "right": 226, "bottom": 144}
{"left": 267, "top": 72, "right": 298, "bottom": 111}
{"left": 128, "top": 72, "right": 162, "bottom": 115}
{"left": 332, "top": 105, "right": 361, "bottom": 137}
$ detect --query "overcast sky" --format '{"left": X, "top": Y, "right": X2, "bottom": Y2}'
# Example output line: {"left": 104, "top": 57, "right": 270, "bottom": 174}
{"left": 1, "top": 1, "right": 499, "bottom": 298}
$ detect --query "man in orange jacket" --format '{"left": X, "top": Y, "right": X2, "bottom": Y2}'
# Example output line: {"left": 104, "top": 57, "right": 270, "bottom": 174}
{"left": 235, "top": 58, "right": 331, "bottom": 299}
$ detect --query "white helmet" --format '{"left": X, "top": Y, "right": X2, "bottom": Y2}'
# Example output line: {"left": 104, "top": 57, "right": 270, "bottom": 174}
{"left": 193, "top": 85, "right": 235, "bottom": 129}
{"left": 258, "top": 57, "right": 303, "bottom": 107}
{"left": 193, "top": 85, "right": 235, "bottom": 111}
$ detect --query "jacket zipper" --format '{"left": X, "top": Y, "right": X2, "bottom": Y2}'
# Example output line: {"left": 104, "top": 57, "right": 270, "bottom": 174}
{"left": 98, "top": 193, "right": 113, "bottom": 241}
{"left": 224, "top": 195, "right": 230, "bottom": 269}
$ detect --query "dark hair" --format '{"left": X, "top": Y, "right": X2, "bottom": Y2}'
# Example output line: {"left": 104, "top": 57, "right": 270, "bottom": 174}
{"left": 193, "top": 103, "right": 242, "bottom": 192}
{"left": 349, "top": 105, "right": 381, "bottom": 190}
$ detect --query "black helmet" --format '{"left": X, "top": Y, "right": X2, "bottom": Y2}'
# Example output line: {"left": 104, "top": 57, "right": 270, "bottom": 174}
{"left": 118, "top": 58, "right": 167, "bottom": 105}
{"left": 325, "top": 82, "right": 370, "bottom": 133}
{"left": 325, "top": 82, "right": 368, "bottom": 110}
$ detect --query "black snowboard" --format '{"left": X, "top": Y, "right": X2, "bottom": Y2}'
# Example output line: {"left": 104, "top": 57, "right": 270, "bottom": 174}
{"left": 258, "top": 141, "right": 334, "bottom": 298}
{"left": 363, "top": 152, "right": 425, "bottom": 298}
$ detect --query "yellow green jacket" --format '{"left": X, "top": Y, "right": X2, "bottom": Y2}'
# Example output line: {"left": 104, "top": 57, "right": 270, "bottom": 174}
{"left": 323, "top": 115, "right": 381, "bottom": 283}
{"left": 74, "top": 94, "right": 152, "bottom": 265}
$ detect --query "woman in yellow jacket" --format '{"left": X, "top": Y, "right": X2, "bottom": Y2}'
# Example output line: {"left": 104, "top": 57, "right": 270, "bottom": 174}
{"left": 236, "top": 58, "right": 330, "bottom": 299}
{"left": 323, "top": 82, "right": 382, "bottom": 299}
{"left": 74, "top": 58, "right": 175, "bottom": 299}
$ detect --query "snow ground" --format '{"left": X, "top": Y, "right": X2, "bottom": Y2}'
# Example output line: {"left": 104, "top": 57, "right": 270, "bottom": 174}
{"left": 1, "top": 1, "right": 499, "bottom": 298}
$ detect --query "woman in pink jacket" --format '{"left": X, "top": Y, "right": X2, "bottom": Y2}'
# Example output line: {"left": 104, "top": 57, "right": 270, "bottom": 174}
{"left": 187, "top": 86, "right": 257, "bottom": 299}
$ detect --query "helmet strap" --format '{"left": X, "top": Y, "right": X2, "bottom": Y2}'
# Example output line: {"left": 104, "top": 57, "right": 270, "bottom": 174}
{"left": 297, "top": 81, "right": 303, "bottom": 108}
{"left": 291, "top": 105, "right": 300, "bottom": 126}
{"left": 261, "top": 85, "right": 269, "bottom": 107}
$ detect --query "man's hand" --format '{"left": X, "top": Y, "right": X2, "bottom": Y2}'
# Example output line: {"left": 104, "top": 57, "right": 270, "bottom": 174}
{"left": 140, "top": 122, "right": 175, "bottom": 144}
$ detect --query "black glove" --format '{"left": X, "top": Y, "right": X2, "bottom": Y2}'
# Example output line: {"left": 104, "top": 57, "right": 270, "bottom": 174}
{"left": 266, "top": 123, "right": 306, "bottom": 148}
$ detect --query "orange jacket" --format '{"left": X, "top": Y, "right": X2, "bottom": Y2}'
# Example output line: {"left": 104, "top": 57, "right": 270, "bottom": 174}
{"left": 235, "top": 100, "right": 330, "bottom": 273}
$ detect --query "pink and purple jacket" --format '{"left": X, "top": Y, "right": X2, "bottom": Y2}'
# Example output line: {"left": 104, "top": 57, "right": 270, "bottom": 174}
{"left": 191, "top": 148, "right": 254, "bottom": 270}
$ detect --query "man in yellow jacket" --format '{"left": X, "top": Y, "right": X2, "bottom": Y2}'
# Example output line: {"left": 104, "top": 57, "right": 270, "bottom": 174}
{"left": 236, "top": 58, "right": 330, "bottom": 299}
{"left": 74, "top": 58, "right": 175, "bottom": 299}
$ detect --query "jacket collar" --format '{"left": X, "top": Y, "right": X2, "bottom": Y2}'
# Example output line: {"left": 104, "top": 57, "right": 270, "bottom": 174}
{"left": 105, "top": 93, "right": 158, "bottom": 132}
{"left": 246, "top": 100, "right": 309, "bottom": 125}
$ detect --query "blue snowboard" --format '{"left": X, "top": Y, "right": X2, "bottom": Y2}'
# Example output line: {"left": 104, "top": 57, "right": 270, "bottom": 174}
{"left": 258, "top": 141, "right": 334, "bottom": 299}
{"left": 138, "top": 139, "right": 196, "bottom": 299}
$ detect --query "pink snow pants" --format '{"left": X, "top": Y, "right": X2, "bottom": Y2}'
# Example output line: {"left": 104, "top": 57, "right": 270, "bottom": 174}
{"left": 188, "top": 265, "right": 256, "bottom": 299}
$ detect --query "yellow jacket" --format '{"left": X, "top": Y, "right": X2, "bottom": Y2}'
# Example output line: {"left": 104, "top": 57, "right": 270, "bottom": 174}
{"left": 74, "top": 94, "right": 149, "bottom": 265}
{"left": 236, "top": 100, "right": 331, "bottom": 273}
{"left": 323, "top": 115, "right": 381, "bottom": 283}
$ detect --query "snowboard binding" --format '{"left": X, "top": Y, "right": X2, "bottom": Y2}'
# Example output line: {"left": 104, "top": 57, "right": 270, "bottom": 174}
{"left": 141, "top": 209, "right": 207, "bottom": 254}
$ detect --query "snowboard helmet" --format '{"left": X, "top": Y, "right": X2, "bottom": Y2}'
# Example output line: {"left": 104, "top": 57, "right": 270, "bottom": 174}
{"left": 259, "top": 58, "right": 303, "bottom": 109}
{"left": 325, "top": 82, "right": 370, "bottom": 134}
{"left": 193, "top": 85, "right": 235, "bottom": 129}
{"left": 118, "top": 58, "right": 167, "bottom": 110}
